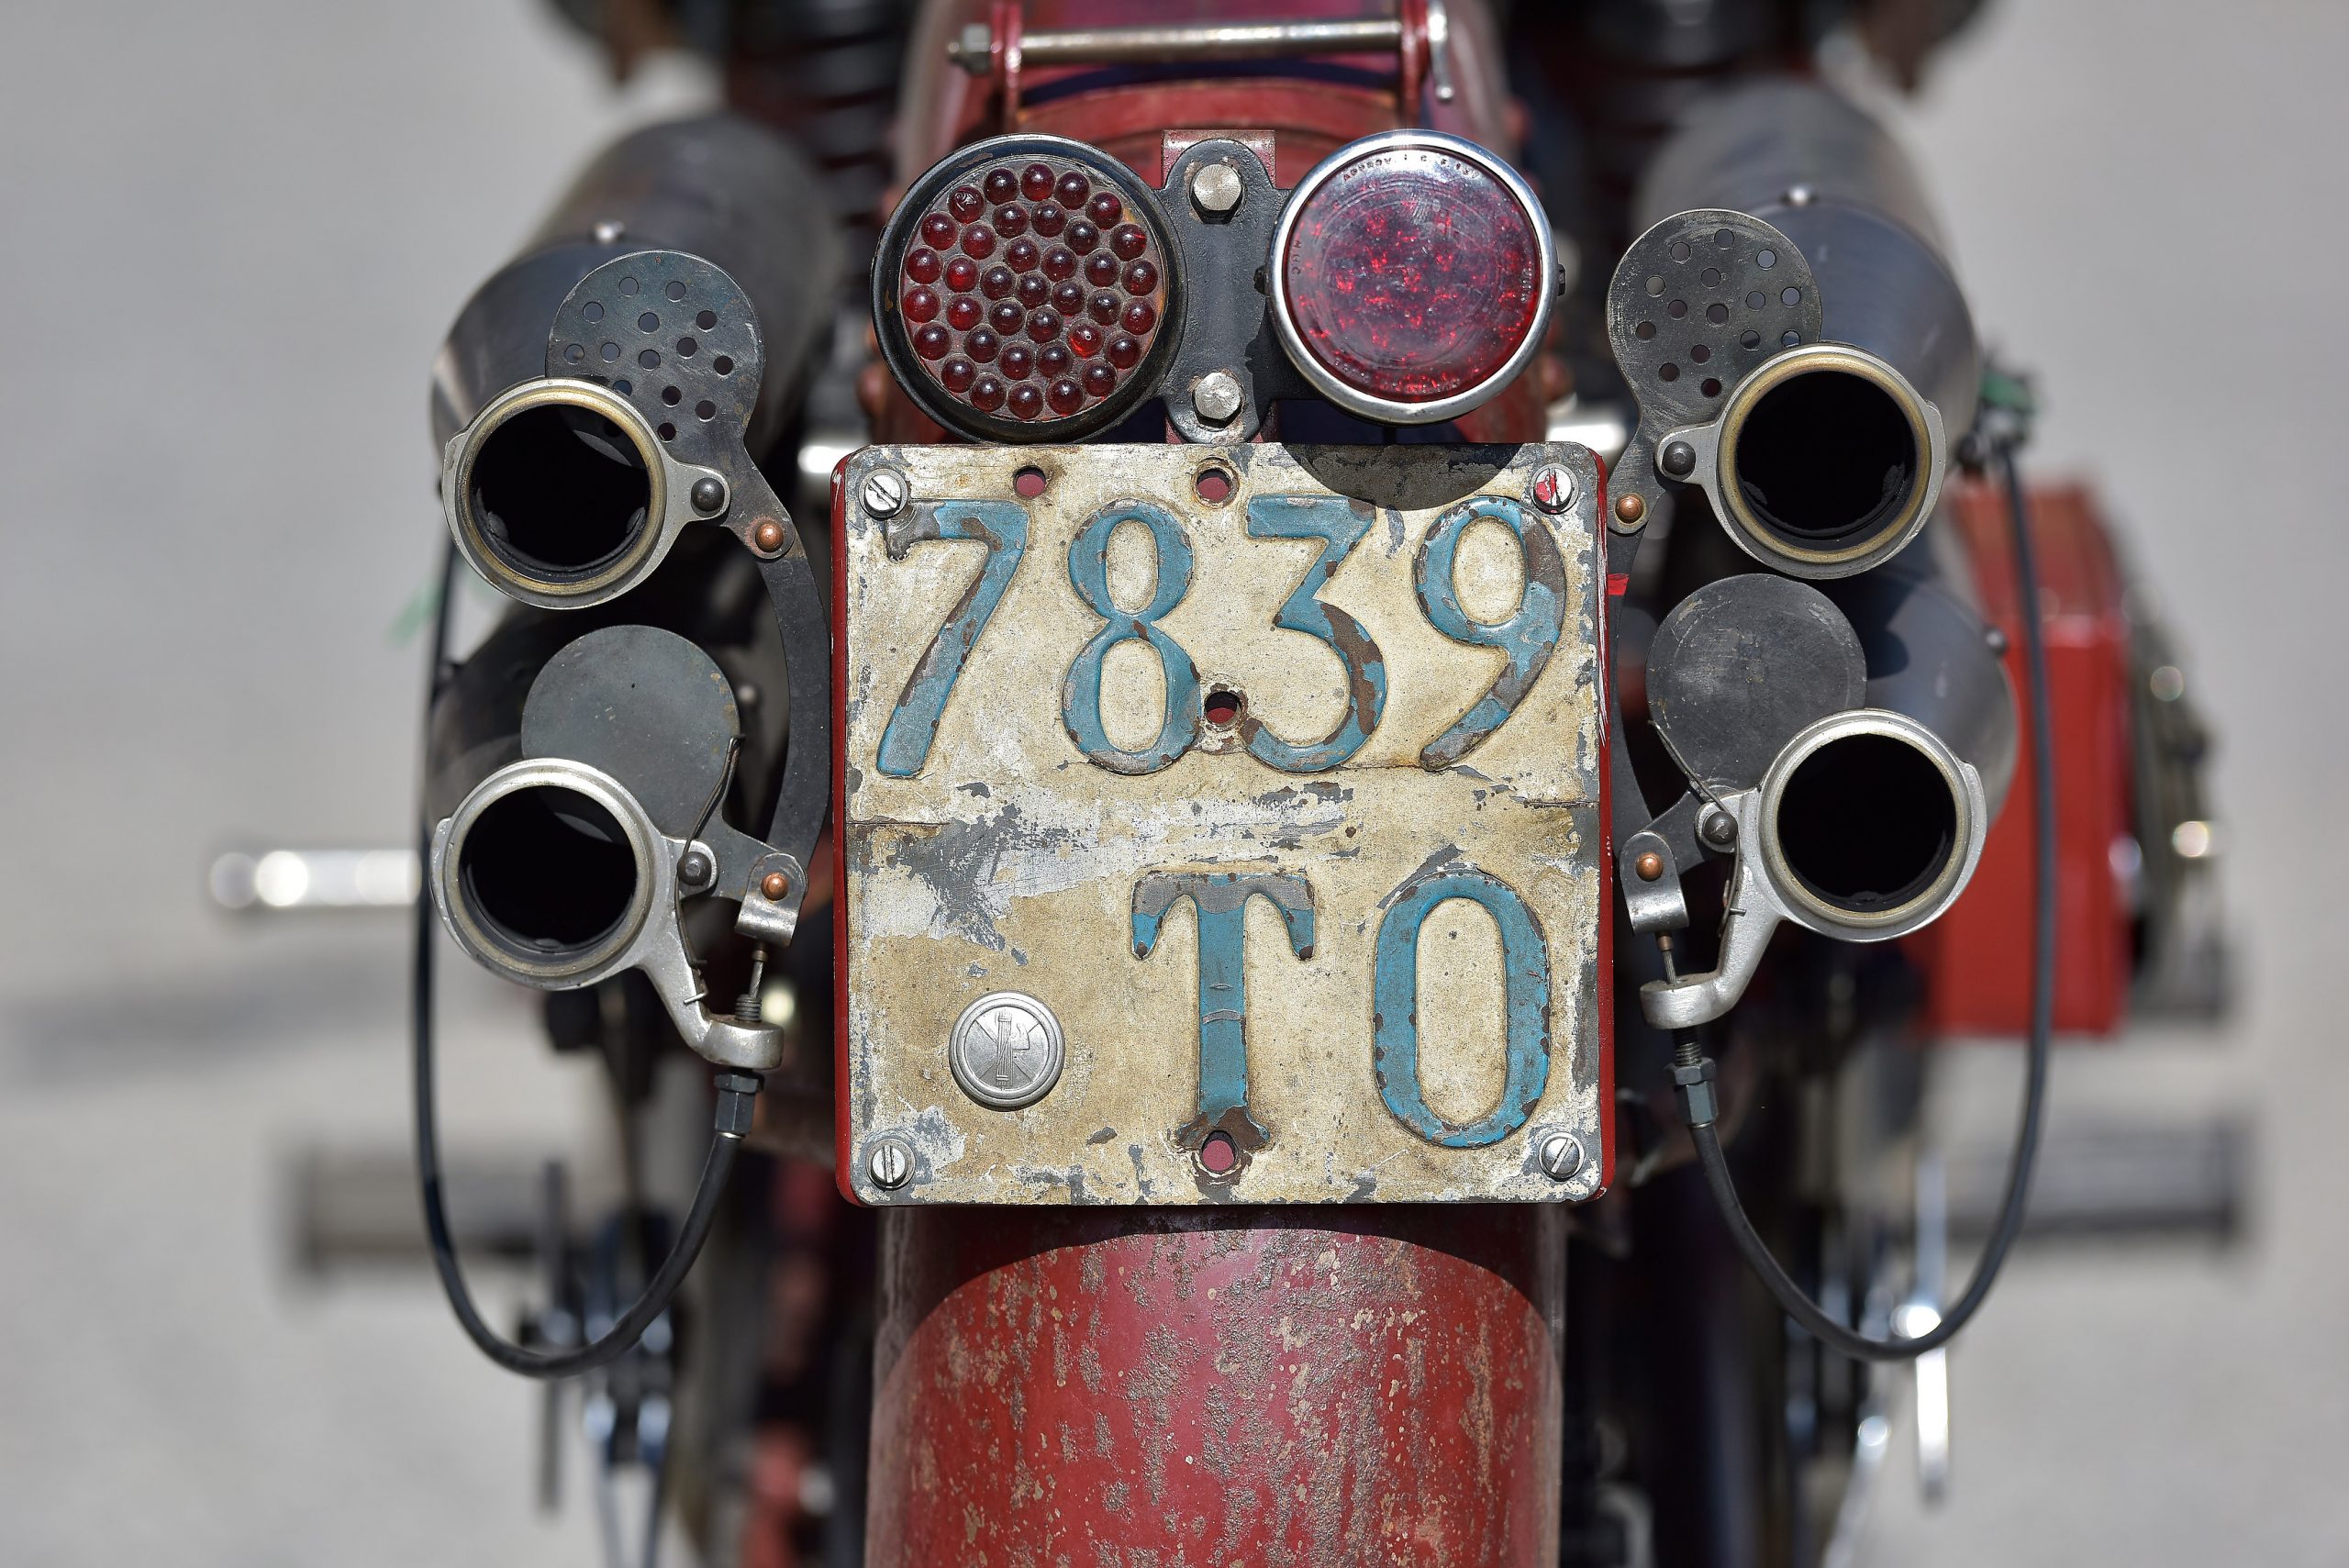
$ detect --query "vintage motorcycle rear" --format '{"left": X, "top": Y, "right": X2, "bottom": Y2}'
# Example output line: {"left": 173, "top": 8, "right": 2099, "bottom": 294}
{"left": 407, "top": 2, "right": 2221, "bottom": 1562}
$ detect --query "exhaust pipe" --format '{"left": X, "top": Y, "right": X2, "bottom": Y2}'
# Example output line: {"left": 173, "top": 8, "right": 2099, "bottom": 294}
{"left": 430, "top": 755, "right": 783, "bottom": 1070}
{"left": 1663, "top": 339, "right": 1946, "bottom": 578}
{"left": 1627, "top": 78, "right": 1976, "bottom": 580}
{"left": 1642, "top": 708, "right": 1987, "bottom": 1030}
{"left": 433, "top": 759, "right": 660, "bottom": 987}
{"left": 430, "top": 115, "right": 843, "bottom": 608}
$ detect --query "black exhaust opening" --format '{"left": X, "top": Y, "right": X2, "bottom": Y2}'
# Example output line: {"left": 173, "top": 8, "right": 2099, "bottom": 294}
{"left": 1775, "top": 732, "right": 1957, "bottom": 916}
{"left": 459, "top": 785, "right": 639, "bottom": 957}
{"left": 469, "top": 404, "right": 651, "bottom": 582}
{"left": 1734, "top": 369, "right": 1919, "bottom": 548}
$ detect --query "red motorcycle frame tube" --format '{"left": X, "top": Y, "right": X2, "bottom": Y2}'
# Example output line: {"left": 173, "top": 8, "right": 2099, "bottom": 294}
{"left": 852, "top": 5, "right": 1575, "bottom": 1560}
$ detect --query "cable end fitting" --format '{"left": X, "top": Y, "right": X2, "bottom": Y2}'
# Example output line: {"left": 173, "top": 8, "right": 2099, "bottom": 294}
{"left": 713, "top": 1071, "right": 764, "bottom": 1137}
{"left": 1671, "top": 1058, "right": 1720, "bottom": 1129}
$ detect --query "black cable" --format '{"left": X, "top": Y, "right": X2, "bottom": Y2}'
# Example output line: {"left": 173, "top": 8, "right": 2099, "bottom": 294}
{"left": 410, "top": 540, "right": 759, "bottom": 1380}
{"left": 1675, "top": 446, "right": 2054, "bottom": 1362}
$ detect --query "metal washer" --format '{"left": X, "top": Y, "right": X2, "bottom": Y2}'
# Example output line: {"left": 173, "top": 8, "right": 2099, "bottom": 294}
{"left": 948, "top": 991, "right": 1066, "bottom": 1110}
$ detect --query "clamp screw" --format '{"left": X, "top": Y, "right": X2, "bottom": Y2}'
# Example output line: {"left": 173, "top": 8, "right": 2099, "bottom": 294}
{"left": 1192, "top": 372, "right": 1243, "bottom": 424}
{"left": 1537, "top": 1130, "right": 1586, "bottom": 1182}
{"left": 1660, "top": 440, "right": 1698, "bottom": 478}
{"left": 760, "top": 871, "right": 791, "bottom": 901}
{"left": 1189, "top": 161, "right": 1243, "bottom": 215}
{"left": 867, "top": 1137, "right": 914, "bottom": 1190}
{"left": 1529, "top": 463, "right": 1575, "bottom": 514}
{"left": 861, "top": 467, "right": 909, "bottom": 519}
{"left": 690, "top": 475, "right": 728, "bottom": 514}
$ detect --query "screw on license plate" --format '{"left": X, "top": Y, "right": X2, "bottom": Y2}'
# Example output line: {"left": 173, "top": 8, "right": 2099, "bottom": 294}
{"left": 1537, "top": 1129, "right": 1585, "bottom": 1181}
{"left": 867, "top": 1135, "right": 915, "bottom": 1190}
{"left": 1529, "top": 463, "right": 1576, "bottom": 514}
{"left": 861, "top": 467, "right": 908, "bottom": 518}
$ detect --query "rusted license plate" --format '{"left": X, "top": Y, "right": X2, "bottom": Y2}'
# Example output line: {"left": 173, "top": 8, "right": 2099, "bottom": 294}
{"left": 834, "top": 443, "right": 1609, "bottom": 1204}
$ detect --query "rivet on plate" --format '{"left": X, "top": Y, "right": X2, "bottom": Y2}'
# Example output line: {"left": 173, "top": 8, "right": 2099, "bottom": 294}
{"left": 1633, "top": 851, "right": 1665, "bottom": 882}
{"left": 761, "top": 871, "right": 791, "bottom": 901}
{"left": 751, "top": 519, "right": 786, "bottom": 554}
{"left": 1614, "top": 493, "right": 1647, "bottom": 526}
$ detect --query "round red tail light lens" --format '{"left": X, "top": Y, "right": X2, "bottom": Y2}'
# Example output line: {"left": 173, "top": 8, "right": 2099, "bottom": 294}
{"left": 874, "top": 135, "right": 1176, "bottom": 442}
{"left": 1270, "top": 131, "right": 1555, "bottom": 425}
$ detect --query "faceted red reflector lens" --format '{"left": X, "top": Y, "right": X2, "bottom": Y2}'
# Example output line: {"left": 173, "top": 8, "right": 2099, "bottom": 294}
{"left": 1279, "top": 142, "right": 1545, "bottom": 410}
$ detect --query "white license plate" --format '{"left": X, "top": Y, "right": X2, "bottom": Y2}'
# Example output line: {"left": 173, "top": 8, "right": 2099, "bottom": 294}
{"left": 834, "top": 443, "right": 1609, "bottom": 1204}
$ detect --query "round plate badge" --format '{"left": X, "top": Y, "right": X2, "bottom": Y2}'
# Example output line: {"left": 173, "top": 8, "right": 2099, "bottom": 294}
{"left": 948, "top": 991, "right": 1065, "bottom": 1110}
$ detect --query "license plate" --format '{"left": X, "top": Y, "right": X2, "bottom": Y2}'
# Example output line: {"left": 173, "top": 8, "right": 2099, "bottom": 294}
{"left": 833, "top": 443, "right": 1609, "bottom": 1204}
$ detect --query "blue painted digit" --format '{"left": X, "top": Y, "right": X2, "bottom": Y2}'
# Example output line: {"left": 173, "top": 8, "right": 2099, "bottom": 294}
{"left": 1241, "top": 495, "right": 1387, "bottom": 773}
{"left": 1371, "top": 866, "right": 1553, "bottom": 1148}
{"left": 1062, "top": 502, "right": 1202, "bottom": 775}
{"left": 1413, "top": 497, "right": 1567, "bottom": 769}
{"left": 1132, "top": 870, "right": 1315, "bottom": 1151}
{"left": 877, "top": 501, "right": 1030, "bottom": 777}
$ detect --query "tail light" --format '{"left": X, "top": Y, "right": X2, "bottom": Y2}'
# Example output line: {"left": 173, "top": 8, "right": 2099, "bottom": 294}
{"left": 874, "top": 134, "right": 1177, "bottom": 441}
{"left": 1269, "top": 130, "right": 1556, "bottom": 425}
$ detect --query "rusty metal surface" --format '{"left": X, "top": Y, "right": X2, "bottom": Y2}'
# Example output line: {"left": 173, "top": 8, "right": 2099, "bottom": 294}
{"left": 867, "top": 1204, "right": 1567, "bottom": 1566}
{"left": 836, "top": 442, "right": 1608, "bottom": 1205}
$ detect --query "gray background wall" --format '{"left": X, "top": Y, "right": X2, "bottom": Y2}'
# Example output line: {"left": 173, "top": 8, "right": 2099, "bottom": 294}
{"left": 0, "top": 2, "right": 2341, "bottom": 1562}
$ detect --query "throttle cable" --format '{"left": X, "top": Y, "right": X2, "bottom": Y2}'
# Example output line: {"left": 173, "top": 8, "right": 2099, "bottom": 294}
{"left": 1672, "top": 437, "right": 2054, "bottom": 1362}
{"left": 410, "top": 541, "right": 760, "bottom": 1380}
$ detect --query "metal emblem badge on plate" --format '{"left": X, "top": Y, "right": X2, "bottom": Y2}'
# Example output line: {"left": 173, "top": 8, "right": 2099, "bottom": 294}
{"left": 835, "top": 443, "right": 1610, "bottom": 1205}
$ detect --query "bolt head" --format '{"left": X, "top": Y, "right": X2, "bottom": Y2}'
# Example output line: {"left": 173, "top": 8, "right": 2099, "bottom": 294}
{"left": 591, "top": 219, "right": 627, "bottom": 245}
{"left": 1613, "top": 492, "right": 1646, "bottom": 527}
{"left": 1529, "top": 463, "right": 1576, "bottom": 514}
{"left": 760, "top": 871, "right": 791, "bottom": 901}
{"left": 861, "top": 467, "right": 908, "bottom": 518}
{"left": 1192, "top": 371, "right": 1243, "bottom": 424}
{"left": 1700, "top": 809, "right": 1739, "bottom": 848}
{"left": 866, "top": 1137, "right": 914, "bottom": 1190}
{"left": 677, "top": 850, "right": 712, "bottom": 886}
{"left": 1537, "top": 1130, "right": 1585, "bottom": 1182}
{"left": 1189, "top": 161, "right": 1243, "bottom": 215}
{"left": 690, "top": 475, "right": 727, "bottom": 514}
{"left": 751, "top": 519, "right": 786, "bottom": 555}
{"left": 1660, "top": 439, "right": 1698, "bottom": 478}
{"left": 1633, "top": 851, "right": 1665, "bottom": 882}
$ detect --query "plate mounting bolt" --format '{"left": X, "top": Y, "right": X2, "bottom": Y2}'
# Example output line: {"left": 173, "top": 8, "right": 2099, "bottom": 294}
{"left": 1192, "top": 372, "right": 1243, "bottom": 424}
{"left": 1537, "top": 1129, "right": 1585, "bottom": 1183}
{"left": 862, "top": 466, "right": 908, "bottom": 519}
{"left": 1529, "top": 463, "right": 1575, "bottom": 513}
{"left": 1190, "top": 161, "right": 1243, "bottom": 215}
{"left": 867, "top": 1136, "right": 914, "bottom": 1191}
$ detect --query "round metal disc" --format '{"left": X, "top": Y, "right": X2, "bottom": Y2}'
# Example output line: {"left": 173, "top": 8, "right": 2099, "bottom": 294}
{"left": 948, "top": 991, "right": 1066, "bottom": 1111}
{"left": 520, "top": 624, "right": 740, "bottom": 839}
{"left": 1647, "top": 575, "right": 1866, "bottom": 791}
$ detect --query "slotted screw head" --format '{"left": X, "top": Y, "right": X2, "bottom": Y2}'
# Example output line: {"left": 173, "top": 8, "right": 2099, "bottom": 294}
{"left": 861, "top": 467, "right": 908, "bottom": 518}
{"left": 1537, "top": 1130, "right": 1585, "bottom": 1182}
{"left": 867, "top": 1136, "right": 914, "bottom": 1190}
{"left": 1529, "top": 463, "right": 1575, "bottom": 513}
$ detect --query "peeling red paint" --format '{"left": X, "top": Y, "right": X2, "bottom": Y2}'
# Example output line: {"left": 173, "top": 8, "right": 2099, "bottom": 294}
{"left": 868, "top": 1207, "right": 1566, "bottom": 1564}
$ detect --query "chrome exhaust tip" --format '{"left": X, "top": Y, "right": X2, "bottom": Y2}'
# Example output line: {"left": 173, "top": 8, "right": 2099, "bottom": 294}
{"left": 1677, "top": 343, "right": 1946, "bottom": 580}
{"left": 1754, "top": 707, "right": 1987, "bottom": 940}
{"left": 443, "top": 381, "right": 672, "bottom": 609}
{"left": 430, "top": 758, "right": 658, "bottom": 988}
